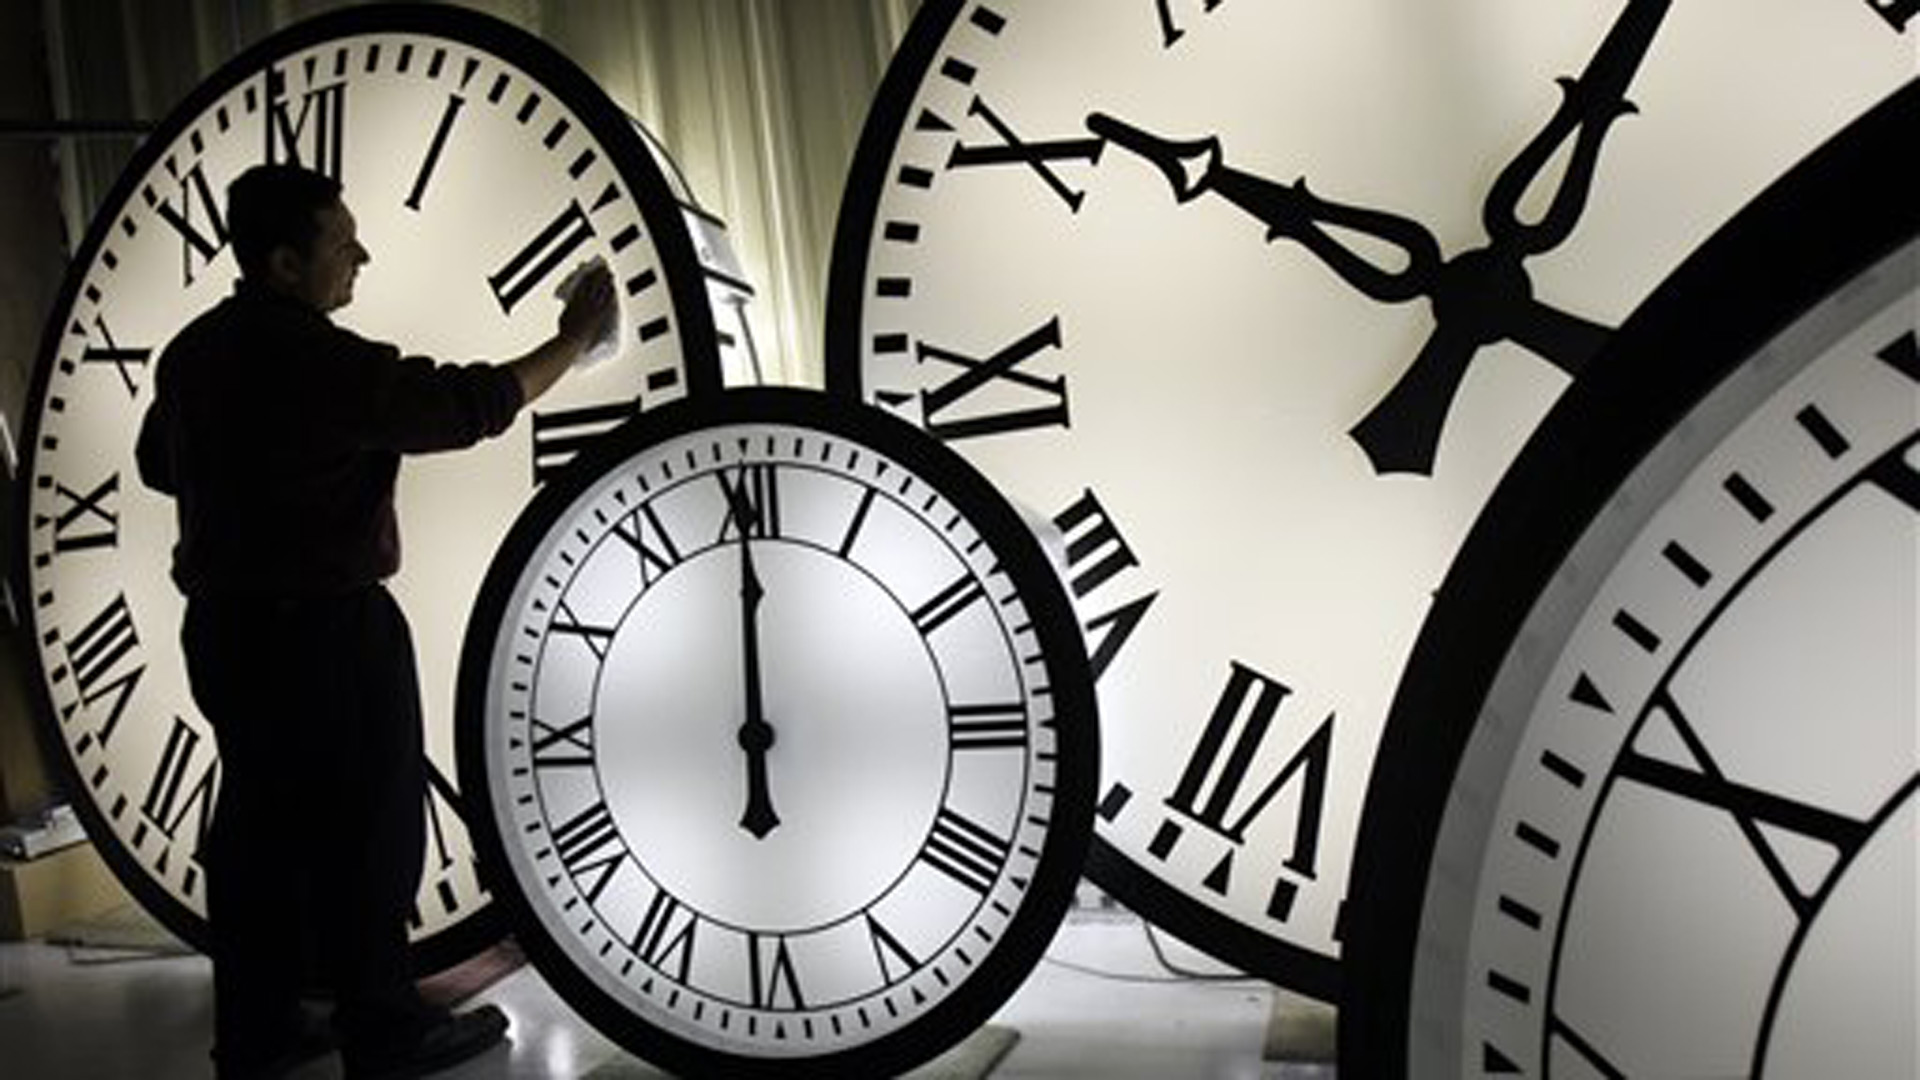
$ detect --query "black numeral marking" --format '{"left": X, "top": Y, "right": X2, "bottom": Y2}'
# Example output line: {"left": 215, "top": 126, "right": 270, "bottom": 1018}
{"left": 632, "top": 889, "right": 698, "bottom": 982}
{"left": 548, "top": 602, "right": 615, "bottom": 663}
{"left": 405, "top": 94, "right": 465, "bottom": 211}
{"left": 43, "top": 473, "right": 121, "bottom": 553}
{"left": 1616, "top": 689, "right": 1870, "bottom": 917}
{"left": 920, "top": 807, "right": 1010, "bottom": 894}
{"left": 912, "top": 575, "right": 985, "bottom": 635}
{"left": 946, "top": 97, "right": 1105, "bottom": 212}
{"left": 531, "top": 400, "right": 633, "bottom": 485}
{"left": 61, "top": 593, "right": 146, "bottom": 745}
{"left": 886, "top": 318, "right": 1069, "bottom": 441}
{"left": 949, "top": 702, "right": 1028, "bottom": 751}
{"left": 488, "top": 200, "right": 596, "bottom": 315}
{"left": 716, "top": 465, "right": 782, "bottom": 542}
{"left": 610, "top": 503, "right": 683, "bottom": 585}
{"left": 266, "top": 77, "right": 347, "bottom": 179}
{"left": 551, "top": 800, "right": 625, "bottom": 903}
{"left": 748, "top": 932, "right": 807, "bottom": 1010}
{"left": 77, "top": 315, "right": 152, "bottom": 398}
{"left": 1154, "top": 0, "right": 1228, "bottom": 48}
{"left": 141, "top": 716, "right": 218, "bottom": 864}
{"left": 1166, "top": 663, "right": 1334, "bottom": 882}
{"left": 865, "top": 913, "right": 919, "bottom": 986}
{"left": 531, "top": 714, "right": 595, "bottom": 769}
{"left": 153, "top": 161, "right": 227, "bottom": 287}
{"left": 1052, "top": 488, "right": 1158, "bottom": 680}
{"left": 415, "top": 762, "right": 465, "bottom": 920}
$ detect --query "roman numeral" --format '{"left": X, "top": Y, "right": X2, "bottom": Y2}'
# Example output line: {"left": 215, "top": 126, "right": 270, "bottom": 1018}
{"left": 488, "top": 200, "right": 596, "bottom": 315}
{"left": 414, "top": 761, "right": 466, "bottom": 921}
{"left": 531, "top": 713, "right": 595, "bottom": 768}
{"left": 42, "top": 472, "right": 120, "bottom": 553}
{"left": 716, "top": 465, "right": 781, "bottom": 542}
{"left": 945, "top": 97, "right": 1105, "bottom": 212}
{"left": 1052, "top": 488, "right": 1158, "bottom": 681}
{"left": 921, "top": 806, "right": 1011, "bottom": 894}
{"left": 1861, "top": 433, "right": 1920, "bottom": 514}
{"left": 77, "top": 315, "right": 151, "bottom": 398}
{"left": 865, "top": 912, "right": 919, "bottom": 986}
{"left": 531, "top": 400, "right": 633, "bottom": 485}
{"left": 610, "top": 503, "right": 683, "bottom": 585}
{"left": 747, "top": 932, "right": 807, "bottom": 1010}
{"left": 548, "top": 602, "right": 615, "bottom": 663}
{"left": 550, "top": 800, "right": 625, "bottom": 903}
{"left": 949, "top": 702, "right": 1028, "bottom": 751}
{"left": 838, "top": 486, "right": 879, "bottom": 558}
{"left": 61, "top": 592, "right": 146, "bottom": 745}
{"left": 153, "top": 160, "right": 227, "bottom": 287}
{"left": 141, "top": 716, "right": 218, "bottom": 860}
{"left": 912, "top": 575, "right": 985, "bottom": 635}
{"left": 886, "top": 318, "right": 1069, "bottom": 441}
{"left": 632, "top": 889, "right": 698, "bottom": 982}
{"left": 1615, "top": 689, "right": 1870, "bottom": 919}
{"left": 405, "top": 94, "right": 465, "bottom": 211}
{"left": 266, "top": 75, "right": 347, "bottom": 179}
{"left": 1164, "top": 662, "right": 1334, "bottom": 884}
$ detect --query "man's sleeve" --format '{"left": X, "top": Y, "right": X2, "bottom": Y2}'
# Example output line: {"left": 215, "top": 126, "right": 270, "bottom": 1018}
{"left": 333, "top": 329, "right": 527, "bottom": 454}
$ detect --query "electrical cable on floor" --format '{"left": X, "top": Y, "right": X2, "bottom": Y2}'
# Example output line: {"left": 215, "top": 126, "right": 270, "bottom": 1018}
{"left": 1140, "top": 920, "right": 1265, "bottom": 984}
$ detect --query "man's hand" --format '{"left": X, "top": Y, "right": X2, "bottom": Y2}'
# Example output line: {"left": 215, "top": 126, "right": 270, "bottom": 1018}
{"left": 558, "top": 260, "right": 617, "bottom": 351}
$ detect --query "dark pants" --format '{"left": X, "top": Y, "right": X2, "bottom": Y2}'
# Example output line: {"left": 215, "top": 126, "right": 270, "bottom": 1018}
{"left": 183, "top": 585, "right": 437, "bottom": 1069}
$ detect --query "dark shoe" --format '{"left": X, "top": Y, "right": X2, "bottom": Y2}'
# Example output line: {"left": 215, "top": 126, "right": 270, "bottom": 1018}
{"left": 343, "top": 1003, "right": 510, "bottom": 1079}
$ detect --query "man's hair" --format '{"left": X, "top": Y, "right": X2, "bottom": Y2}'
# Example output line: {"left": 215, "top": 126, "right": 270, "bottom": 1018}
{"left": 226, "top": 163, "right": 341, "bottom": 280}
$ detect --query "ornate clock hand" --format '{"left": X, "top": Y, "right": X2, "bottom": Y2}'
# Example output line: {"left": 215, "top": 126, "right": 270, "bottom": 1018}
{"left": 736, "top": 535, "right": 779, "bottom": 839}
{"left": 1482, "top": 0, "right": 1669, "bottom": 257}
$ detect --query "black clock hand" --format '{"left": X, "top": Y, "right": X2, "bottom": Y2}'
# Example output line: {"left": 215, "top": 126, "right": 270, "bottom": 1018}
{"left": 1482, "top": 0, "right": 1669, "bottom": 257}
{"left": 736, "top": 536, "right": 779, "bottom": 839}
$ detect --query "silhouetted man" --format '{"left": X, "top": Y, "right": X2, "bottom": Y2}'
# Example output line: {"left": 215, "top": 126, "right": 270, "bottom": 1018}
{"left": 138, "top": 162, "right": 615, "bottom": 1080}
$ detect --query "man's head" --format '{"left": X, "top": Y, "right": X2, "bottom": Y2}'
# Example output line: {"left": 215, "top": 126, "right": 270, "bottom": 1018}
{"left": 227, "top": 163, "right": 369, "bottom": 312}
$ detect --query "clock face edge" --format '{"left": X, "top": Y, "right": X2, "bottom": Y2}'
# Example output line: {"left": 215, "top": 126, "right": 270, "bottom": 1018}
{"left": 454, "top": 386, "right": 1100, "bottom": 1076}
{"left": 1335, "top": 78, "right": 1920, "bottom": 1077}
{"left": 11, "top": 0, "right": 728, "bottom": 971}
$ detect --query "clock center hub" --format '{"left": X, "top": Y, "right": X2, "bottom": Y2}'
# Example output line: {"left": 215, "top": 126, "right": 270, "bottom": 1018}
{"left": 592, "top": 540, "right": 949, "bottom": 933}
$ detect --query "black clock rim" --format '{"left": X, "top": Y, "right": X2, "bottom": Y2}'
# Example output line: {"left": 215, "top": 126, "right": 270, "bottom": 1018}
{"left": 819, "top": 0, "right": 1351, "bottom": 995}
{"left": 455, "top": 385, "right": 1100, "bottom": 1078}
{"left": 9, "top": 1, "right": 722, "bottom": 974}
{"left": 1337, "top": 77, "right": 1920, "bottom": 1076}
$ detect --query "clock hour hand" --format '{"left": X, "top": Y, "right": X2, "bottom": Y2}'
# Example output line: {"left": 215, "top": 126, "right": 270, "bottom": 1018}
{"left": 1087, "top": 111, "right": 1442, "bottom": 304}
{"left": 736, "top": 536, "right": 779, "bottom": 839}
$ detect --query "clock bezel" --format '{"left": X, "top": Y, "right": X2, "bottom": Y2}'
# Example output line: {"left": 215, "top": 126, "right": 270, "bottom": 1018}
{"left": 1337, "top": 78, "right": 1919, "bottom": 1074}
{"left": 10, "top": 1, "right": 725, "bottom": 974}
{"left": 454, "top": 384, "right": 1100, "bottom": 1078}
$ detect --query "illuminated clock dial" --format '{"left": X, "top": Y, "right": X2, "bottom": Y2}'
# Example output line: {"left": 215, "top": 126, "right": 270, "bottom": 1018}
{"left": 824, "top": 0, "right": 1913, "bottom": 992}
{"left": 1341, "top": 82, "right": 1917, "bottom": 1077}
{"left": 456, "top": 386, "right": 1097, "bottom": 1077}
{"left": 13, "top": 3, "right": 727, "bottom": 970}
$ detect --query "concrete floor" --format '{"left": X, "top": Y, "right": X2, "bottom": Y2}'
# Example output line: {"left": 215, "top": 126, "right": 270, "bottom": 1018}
{"left": 0, "top": 904, "right": 1339, "bottom": 1079}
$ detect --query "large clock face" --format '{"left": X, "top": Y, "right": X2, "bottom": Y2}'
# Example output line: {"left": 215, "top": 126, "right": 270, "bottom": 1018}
{"left": 457, "top": 387, "right": 1097, "bottom": 1077}
{"left": 823, "top": 0, "right": 1914, "bottom": 991}
{"left": 1340, "top": 82, "right": 1917, "bottom": 1077}
{"left": 12, "top": 4, "right": 725, "bottom": 969}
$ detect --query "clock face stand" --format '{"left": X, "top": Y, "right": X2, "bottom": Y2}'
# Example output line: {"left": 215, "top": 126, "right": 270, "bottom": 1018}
{"left": 11, "top": 2, "right": 724, "bottom": 972}
{"left": 456, "top": 387, "right": 1099, "bottom": 1078}
{"left": 1340, "top": 79, "right": 1918, "bottom": 1077}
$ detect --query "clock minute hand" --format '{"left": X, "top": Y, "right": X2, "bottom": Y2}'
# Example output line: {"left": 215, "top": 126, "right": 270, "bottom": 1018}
{"left": 1087, "top": 111, "right": 1442, "bottom": 305}
{"left": 736, "top": 537, "right": 779, "bottom": 840}
{"left": 1482, "top": 0, "right": 1670, "bottom": 257}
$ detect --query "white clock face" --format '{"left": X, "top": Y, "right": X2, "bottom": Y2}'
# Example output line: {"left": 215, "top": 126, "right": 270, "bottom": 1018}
{"left": 458, "top": 388, "right": 1097, "bottom": 1077}
{"left": 14, "top": 5, "right": 725, "bottom": 967}
{"left": 1338, "top": 82, "right": 1918, "bottom": 1077}
{"left": 824, "top": 0, "right": 1914, "bottom": 989}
